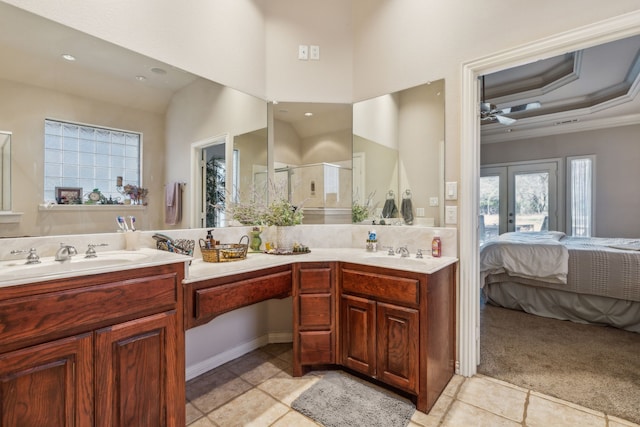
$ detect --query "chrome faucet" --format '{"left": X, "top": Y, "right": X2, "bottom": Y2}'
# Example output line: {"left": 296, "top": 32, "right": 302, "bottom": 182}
{"left": 396, "top": 246, "right": 410, "bottom": 258}
{"left": 85, "top": 243, "right": 109, "bottom": 258}
{"left": 10, "top": 248, "right": 41, "bottom": 264}
{"left": 55, "top": 244, "right": 78, "bottom": 261}
{"left": 383, "top": 246, "right": 395, "bottom": 256}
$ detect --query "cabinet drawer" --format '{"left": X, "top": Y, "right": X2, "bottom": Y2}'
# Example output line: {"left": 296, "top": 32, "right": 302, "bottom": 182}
{"left": 299, "top": 330, "right": 333, "bottom": 365}
{"left": 299, "top": 294, "right": 332, "bottom": 328}
{"left": 298, "top": 266, "right": 332, "bottom": 293}
{"left": 341, "top": 268, "right": 419, "bottom": 307}
{"left": 0, "top": 273, "right": 177, "bottom": 352}
{"left": 194, "top": 270, "right": 291, "bottom": 324}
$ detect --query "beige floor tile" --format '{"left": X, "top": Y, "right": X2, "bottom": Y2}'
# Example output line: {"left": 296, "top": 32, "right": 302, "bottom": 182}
{"left": 270, "top": 410, "right": 319, "bottom": 426}
{"left": 442, "top": 401, "right": 521, "bottom": 427}
{"left": 187, "top": 416, "right": 217, "bottom": 427}
{"left": 456, "top": 376, "right": 526, "bottom": 422}
{"left": 226, "top": 351, "right": 286, "bottom": 385}
{"left": 526, "top": 394, "right": 606, "bottom": 427}
{"left": 276, "top": 348, "right": 293, "bottom": 365}
{"left": 261, "top": 342, "right": 293, "bottom": 358}
{"left": 186, "top": 402, "right": 204, "bottom": 425}
{"left": 189, "top": 375, "right": 253, "bottom": 414}
{"left": 207, "top": 388, "right": 289, "bottom": 427}
{"left": 257, "top": 371, "right": 320, "bottom": 406}
{"left": 442, "top": 374, "right": 465, "bottom": 398}
{"left": 609, "top": 416, "right": 640, "bottom": 427}
{"left": 412, "top": 393, "right": 453, "bottom": 426}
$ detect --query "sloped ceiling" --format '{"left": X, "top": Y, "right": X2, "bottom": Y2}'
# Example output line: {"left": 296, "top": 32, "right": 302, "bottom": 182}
{"left": 481, "top": 35, "right": 640, "bottom": 143}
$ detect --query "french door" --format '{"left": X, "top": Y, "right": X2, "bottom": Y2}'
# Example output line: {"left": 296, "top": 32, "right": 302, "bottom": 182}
{"left": 480, "top": 161, "right": 559, "bottom": 243}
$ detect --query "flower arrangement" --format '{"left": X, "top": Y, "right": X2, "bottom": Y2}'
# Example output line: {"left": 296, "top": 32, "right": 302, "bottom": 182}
{"left": 122, "top": 184, "right": 148, "bottom": 205}
{"left": 352, "top": 191, "right": 375, "bottom": 223}
{"left": 261, "top": 198, "right": 304, "bottom": 226}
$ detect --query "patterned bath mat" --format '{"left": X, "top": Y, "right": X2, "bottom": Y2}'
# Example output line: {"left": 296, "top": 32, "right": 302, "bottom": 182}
{"left": 292, "top": 371, "right": 415, "bottom": 427}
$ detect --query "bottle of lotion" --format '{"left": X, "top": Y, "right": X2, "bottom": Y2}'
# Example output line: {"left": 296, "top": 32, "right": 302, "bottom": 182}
{"left": 431, "top": 232, "right": 441, "bottom": 258}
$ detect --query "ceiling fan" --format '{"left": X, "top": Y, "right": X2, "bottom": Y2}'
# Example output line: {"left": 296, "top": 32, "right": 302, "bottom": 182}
{"left": 480, "top": 76, "right": 541, "bottom": 125}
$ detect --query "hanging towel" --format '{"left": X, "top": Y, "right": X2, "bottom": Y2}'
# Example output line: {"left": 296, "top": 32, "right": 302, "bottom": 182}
{"left": 382, "top": 198, "right": 398, "bottom": 218}
{"left": 165, "top": 182, "right": 182, "bottom": 225}
{"left": 401, "top": 197, "right": 414, "bottom": 225}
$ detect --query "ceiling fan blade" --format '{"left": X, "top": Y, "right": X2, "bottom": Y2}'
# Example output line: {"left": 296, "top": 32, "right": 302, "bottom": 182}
{"left": 502, "top": 101, "right": 541, "bottom": 114}
{"left": 494, "top": 115, "right": 517, "bottom": 125}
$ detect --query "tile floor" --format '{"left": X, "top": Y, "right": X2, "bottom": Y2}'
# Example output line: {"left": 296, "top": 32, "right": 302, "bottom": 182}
{"left": 185, "top": 343, "right": 639, "bottom": 427}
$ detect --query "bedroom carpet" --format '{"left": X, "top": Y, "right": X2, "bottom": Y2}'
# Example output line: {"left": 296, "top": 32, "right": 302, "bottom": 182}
{"left": 479, "top": 303, "right": 640, "bottom": 424}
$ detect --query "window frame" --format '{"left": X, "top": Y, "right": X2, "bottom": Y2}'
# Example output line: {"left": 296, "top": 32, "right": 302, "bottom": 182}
{"left": 566, "top": 154, "right": 596, "bottom": 237}
{"left": 43, "top": 118, "right": 143, "bottom": 204}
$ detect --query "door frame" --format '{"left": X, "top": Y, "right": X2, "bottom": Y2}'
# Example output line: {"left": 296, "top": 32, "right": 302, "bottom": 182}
{"left": 458, "top": 11, "right": 640, "bottom": 376}
{"left": 190, "top": 133, "right": 229, "bottom": 228}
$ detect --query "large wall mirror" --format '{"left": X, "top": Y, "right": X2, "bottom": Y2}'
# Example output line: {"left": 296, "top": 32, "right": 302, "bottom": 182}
{"left": 0, "top": 131, "right": 10, "bottom": 211}
{"left": 0, "top": 2, "right": 267, "bottom": 237}
{"left": 272, "top": 102, "right": 353, "bottom": 224}
{"left": 353, "top": 80, "right": 445, "bottom": 226}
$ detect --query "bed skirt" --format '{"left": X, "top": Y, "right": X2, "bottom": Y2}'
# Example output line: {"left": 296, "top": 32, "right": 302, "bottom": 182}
{"left": 483, "top": 282, "right": 640, "bottom": 333}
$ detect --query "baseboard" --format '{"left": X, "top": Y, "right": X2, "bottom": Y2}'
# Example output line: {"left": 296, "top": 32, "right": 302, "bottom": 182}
{"left": 185, "top": 332, "right": 293, "bottom": 381}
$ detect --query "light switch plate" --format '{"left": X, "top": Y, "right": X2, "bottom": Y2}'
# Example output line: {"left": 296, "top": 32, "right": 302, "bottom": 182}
{"left": 416, "top": 207, "right": 425, "bottom": 217}
{"left": 298, "top": 45, "right": 309, "bottom": 60}
{"left": 445, "top": 182, "right": 458, "bottom": 200}
{"left": 445, "top": 206, "right": 457, "bottom": 224}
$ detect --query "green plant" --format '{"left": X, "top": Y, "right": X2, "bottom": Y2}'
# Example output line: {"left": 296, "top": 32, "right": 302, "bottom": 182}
{"left": 352, "top": 191, "right": 375, "bottom": 223}
{"left": 261, "top": 198, "right": 304, "bottom": 226}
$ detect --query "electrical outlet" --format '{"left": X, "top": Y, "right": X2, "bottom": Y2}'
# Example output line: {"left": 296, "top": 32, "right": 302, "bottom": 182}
{"left": 429, "top": 197, "right": 439, "bottom": 207}
{"left": 310, "top": 45, "right": 320, "bottom": 60}
{"left": 298, "top": 45, "right": 309, "bottom": 60}
{"left": 445, "top": 206, "right": 457, "bottom": 224}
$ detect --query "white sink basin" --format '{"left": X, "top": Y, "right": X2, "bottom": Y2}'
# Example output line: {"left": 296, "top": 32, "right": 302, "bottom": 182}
{"left": 0, "top": 251, "right": 152, "bottom": 284}
{"left": 360, "top": 253, "right": 447, "bottom": 272}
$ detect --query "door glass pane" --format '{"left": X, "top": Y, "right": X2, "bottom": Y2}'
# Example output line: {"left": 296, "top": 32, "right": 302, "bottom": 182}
{"left": 514, "top": 172, "right": 549, "bottom": 232}
{"left": 479, "top": 175, "right": 500, "bottom": 244}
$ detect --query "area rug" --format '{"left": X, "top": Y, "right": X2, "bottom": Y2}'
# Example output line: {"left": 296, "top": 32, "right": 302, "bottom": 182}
{"left": 479, "top": 303, "right": 640, "bottom": 424}
{"left": 292, "top": 371, "right": 415, "bottom": 427}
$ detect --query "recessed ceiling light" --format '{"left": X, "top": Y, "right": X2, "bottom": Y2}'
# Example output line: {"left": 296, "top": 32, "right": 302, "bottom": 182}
{"left": 61, "top": 54, "right": 76, "bottom": 61}
{"left": 150, "top": 67, "right": 167, "bottom": 75}
{"left": 304, "top": 112, "right": 313, "bottom": 117}
{"left": 136, "top": 75, "right": 147, "bottom": 81}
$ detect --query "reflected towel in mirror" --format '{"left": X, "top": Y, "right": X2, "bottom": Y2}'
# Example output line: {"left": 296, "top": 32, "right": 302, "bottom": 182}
{"left": 165, "top": 182, "right": 182, "bottom": 225}
{"left": 382, "top": 198, "right": 398, "bottom": 218}
{"left": 401, "top": 198, "right": 413, "bottom": 225}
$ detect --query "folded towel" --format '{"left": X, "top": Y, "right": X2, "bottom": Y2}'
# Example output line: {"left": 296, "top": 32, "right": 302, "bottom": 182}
{"left": 165, "top": 182, "right": 182, "bottom": 225}
{"left": 401, "top": 198, "right": 414, "bottom": 225}
{"left": 382, "top": 198, "right": 398, "bottom": 218}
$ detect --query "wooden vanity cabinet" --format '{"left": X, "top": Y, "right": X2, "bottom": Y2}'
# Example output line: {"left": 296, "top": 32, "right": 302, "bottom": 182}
{"left": 0, "top": 262, "right": 186, "bottom": 427}
{"left": 184, "top": 265, "right": 292, "bottom": 329}
{"left": 292, "top": 262, "right": 337, "bottom": 375}
{"left": 339, "top": 262, "right": 456, "bottom": 413}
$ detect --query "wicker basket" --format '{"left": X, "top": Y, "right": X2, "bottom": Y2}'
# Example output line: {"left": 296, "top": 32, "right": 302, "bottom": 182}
{"left": 199, "top": 235, "right": 249, "bottom": 263}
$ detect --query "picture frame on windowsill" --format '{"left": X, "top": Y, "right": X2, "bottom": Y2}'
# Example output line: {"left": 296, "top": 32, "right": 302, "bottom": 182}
{"left": 55, "top": 186, "right": 83, "bottom": 204}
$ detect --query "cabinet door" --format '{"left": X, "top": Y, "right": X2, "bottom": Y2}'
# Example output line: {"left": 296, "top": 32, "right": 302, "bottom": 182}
{"left": 376, "top": 302, "right": 419, "bottom": 393}
{"left": 0, "top": 334, "right": 93, "bottom": 427}
{"left": 95, "top": 310, "right": 182, "bottom": 427}
{"left": 340, "top": 294, "right": 376, "bottom": 376}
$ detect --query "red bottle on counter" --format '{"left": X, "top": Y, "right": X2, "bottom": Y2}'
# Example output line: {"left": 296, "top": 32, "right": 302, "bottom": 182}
{"left": 431, "top": 234, "right": 441, "bottom": 258}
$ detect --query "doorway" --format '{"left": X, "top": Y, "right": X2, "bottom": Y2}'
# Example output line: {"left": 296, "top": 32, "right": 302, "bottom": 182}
{"left": 458, "top": 13, "right": 640, "bottom": 376}
{"left": 480, "top": 160, "right": 559, "bottom": 244}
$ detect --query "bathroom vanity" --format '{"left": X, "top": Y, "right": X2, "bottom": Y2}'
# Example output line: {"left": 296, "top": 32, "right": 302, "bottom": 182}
{"left": 0, "top": 260, "right": 186, "bottom": 427}
{"left": 0, "top": 240, "right": 456, "bottom": 425}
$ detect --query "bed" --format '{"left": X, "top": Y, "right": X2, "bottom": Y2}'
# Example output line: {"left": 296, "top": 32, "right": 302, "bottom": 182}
{"left": 480, "top": 231, "right": 640, "bottom": 333}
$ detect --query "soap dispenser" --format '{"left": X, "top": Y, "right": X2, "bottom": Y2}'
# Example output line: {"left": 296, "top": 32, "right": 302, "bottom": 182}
{"left": 431, "top": 231, "right": 441, "bottom": 258}
{"left": 205, "top": 229, "right": 217, "bottom": 248}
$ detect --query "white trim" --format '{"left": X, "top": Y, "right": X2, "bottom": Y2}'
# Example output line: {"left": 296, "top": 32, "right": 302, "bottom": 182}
{"left": 185, "top": 332, "right": 292, "bottom": 380}
{"left": 189, "top": 133, "right": 229, "bottom": 228}
{"left": 459, "top": 10, "right": 640, "bottom": 377}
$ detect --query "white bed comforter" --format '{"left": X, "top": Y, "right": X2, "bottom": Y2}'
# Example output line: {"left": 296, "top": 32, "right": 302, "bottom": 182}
{"left": 480, "top": 231, "right": 569, "bottom": 285}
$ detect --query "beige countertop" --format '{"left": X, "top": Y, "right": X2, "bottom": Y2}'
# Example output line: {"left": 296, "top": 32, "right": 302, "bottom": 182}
{"left": 1, "top": 247, "right": 457, "bottom": 289}
{"left": 185, "top": 247, "right": 457, "bottom": 283}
